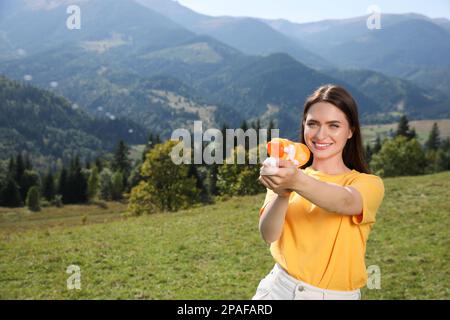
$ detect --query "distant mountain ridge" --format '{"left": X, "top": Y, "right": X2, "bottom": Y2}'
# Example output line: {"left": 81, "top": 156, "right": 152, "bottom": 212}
{"left": 262, "top": 13, "right": 450, "bottom": 95}
{"left": 0, "top": 75, "right": 147, "bottom": 165}
{"left": 135, "top": 0, "right": 332, "bottom": 69}
{"left": 0, "top": 0, "right": 448, "bottom": 148}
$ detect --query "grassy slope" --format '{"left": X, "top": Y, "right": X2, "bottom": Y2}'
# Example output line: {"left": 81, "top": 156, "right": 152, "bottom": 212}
{"left": 0, "top": 172, "right": 449, "bottom": 299}
{"left": 0, "top": 202, "right": 129, "bottom": 233}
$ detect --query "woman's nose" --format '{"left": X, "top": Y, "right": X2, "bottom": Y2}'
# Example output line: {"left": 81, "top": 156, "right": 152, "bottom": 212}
{"left": 314, "top": 126, "right": 327, "bottom": 140}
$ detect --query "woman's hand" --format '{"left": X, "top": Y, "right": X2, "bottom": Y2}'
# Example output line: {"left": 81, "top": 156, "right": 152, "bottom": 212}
{"left": 258, "top": 159, "right": 301, "bottom": 197}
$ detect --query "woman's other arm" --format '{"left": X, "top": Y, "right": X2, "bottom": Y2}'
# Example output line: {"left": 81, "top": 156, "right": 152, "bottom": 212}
{"left": 258, "top": 194, "right": 289, "bottom": 244}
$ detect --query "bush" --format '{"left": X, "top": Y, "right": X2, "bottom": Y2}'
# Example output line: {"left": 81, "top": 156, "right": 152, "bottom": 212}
{"left": 52, "top": 194, "right": 63, "bottom": 207}
{"left": 217, "top": 145, "right": 264, "bottom": 196}
{"left": 87, "top": 166, "right": 99, "bottom": 201}
{"left": 128, "top": 141, "right": 201, "bottom": 215}
{"left": 127, "top": 181, "right": 158, "bottom": 216}
{"left": 26, "top": 186, "right": 41, "bottom": 212}
{"left": 99, "top": 168, "right": 113, "bottom": 201}
{"left": 425, "top": 148, "right": 450, "bottom": 174}
{"left": 111, "top": 171, "right": 124, "bottom": 201}
{"left": 436, "top": 149, "right": 450, "bottom": 171}
{"left": 370, "top": 136, "right": 426, "bottom": 177}
{"left": 19, "top": 170, "right": 41, "bottom": 204}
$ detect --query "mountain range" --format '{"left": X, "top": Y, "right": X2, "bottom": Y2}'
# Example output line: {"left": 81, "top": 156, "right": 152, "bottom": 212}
{"left": 263, "top": 13, "right": 450, "bottom": 93}
{"left": 0, "top": 0, "right": 449, "bottom": 163}
{"left": 0, "top": 75, "right": 147, "bottom": 168}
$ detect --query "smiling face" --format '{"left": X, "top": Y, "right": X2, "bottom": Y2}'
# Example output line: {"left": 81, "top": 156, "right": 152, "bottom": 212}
{"left": 303, "top": 102, "right": 354, "bottom": 161}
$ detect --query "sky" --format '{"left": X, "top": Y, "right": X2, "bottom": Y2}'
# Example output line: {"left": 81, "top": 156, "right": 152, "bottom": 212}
{"left": 177, "top": 0, "right": 450, "bottom": 23}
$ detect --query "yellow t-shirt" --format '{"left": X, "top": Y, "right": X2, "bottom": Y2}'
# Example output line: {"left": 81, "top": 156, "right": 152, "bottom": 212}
{"left": 259, "top": 166, "right": 385, "bottom": 291}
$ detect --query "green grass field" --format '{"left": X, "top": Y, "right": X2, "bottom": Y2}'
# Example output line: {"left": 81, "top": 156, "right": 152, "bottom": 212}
{"left": 0, "top": 172, "right": 449, "bottom": 299}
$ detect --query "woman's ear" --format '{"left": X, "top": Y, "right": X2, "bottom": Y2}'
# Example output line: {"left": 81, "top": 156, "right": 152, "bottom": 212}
{"left": 348, "top": 127, "right": 354, "bottom": 140}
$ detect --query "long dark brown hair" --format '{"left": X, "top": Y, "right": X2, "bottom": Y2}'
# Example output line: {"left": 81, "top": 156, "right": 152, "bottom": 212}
{"left": 299, "top": 84, "right": 370, "bottom": 174}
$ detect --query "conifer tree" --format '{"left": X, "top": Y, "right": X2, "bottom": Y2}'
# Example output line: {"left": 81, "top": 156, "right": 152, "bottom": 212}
{"left": 113, "top": 140, "right": 131, "bottom": 188}
{"left": 1, "top": 178, "right": 22, "bottom": 207}
{"left": 396, "top": 115, "right": 416, "bottom": 140}
{"left": 425, "top": 123, "right": 441, "bottom": 151}
{"left": 87, "top": 166, "right": 99, "bottom": 201}
{"left": 42, "top": 171, "right": 55, "bottom": 201}
{"left": 58, "top": 167, "right": 69, "bottom": 204}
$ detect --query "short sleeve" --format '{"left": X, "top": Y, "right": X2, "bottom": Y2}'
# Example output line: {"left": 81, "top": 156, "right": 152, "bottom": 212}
{"left": 259, "top": 188, "right": 278, "bottom": 216}
{"left": 349, "top": 174, "right": 385, "bottom": 225}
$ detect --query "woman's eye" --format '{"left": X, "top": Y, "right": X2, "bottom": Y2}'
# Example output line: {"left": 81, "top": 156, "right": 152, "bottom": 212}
{"left": 330, "top": 124, "right": 339, "bottom": 128}
{"left": 307, "top": 123, "right": 317, "bottom": 127}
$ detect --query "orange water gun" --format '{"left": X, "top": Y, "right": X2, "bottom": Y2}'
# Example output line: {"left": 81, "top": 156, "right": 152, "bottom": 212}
{"left": 261, "top": 138, "right": 310, "bottom": 175}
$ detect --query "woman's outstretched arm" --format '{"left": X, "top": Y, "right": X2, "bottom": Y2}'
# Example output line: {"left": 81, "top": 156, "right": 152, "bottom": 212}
{"left": 259, "top": 160, "right": 363, "bottom": 216}
{"left": 292, "top": 172, "right": 363, "bottom": 215}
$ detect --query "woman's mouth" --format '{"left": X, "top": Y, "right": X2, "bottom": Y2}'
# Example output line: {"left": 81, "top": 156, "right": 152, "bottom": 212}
{"left": 312, "top": 142, "right": 333, "bottom": 150}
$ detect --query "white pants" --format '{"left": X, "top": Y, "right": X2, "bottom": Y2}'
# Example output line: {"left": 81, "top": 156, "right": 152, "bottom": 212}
{"left": 252, "top": 263, "right": 361, "bottom": 300}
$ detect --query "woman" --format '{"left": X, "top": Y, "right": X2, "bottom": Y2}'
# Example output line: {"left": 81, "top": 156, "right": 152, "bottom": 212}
{"left": 253, "top": 84, "right": 385, "bottom": 300}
